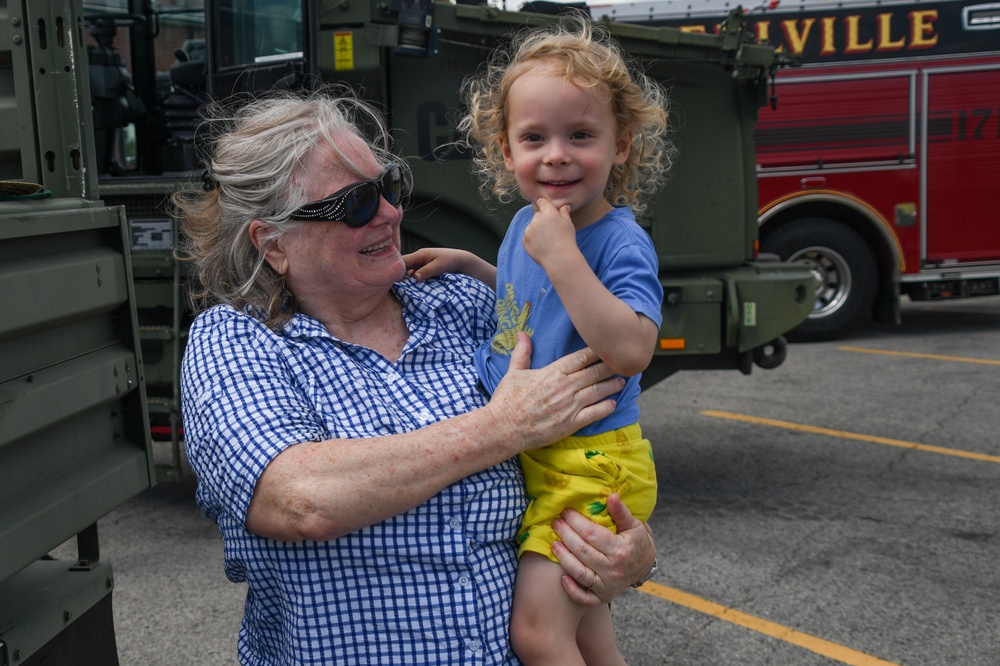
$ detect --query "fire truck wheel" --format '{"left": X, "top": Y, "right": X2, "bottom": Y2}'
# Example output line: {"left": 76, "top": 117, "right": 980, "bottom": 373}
{"left": 762, "top": 218, "right": 877, "bottom": 342}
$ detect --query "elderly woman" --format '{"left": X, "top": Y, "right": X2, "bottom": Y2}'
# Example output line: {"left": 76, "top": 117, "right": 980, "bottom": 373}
{"left": 176, "top": 90, "right": 655, "bottom": 665}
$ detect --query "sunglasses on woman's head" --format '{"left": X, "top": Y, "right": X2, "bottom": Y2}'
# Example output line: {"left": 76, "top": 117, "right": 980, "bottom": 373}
{"left": 291, "top": 163, "right": 403, "bottom": 227}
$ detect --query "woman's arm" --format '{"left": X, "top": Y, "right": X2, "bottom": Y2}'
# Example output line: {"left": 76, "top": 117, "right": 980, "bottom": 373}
{"left": 245, "top": 334, "right": 623, "bottom": 541}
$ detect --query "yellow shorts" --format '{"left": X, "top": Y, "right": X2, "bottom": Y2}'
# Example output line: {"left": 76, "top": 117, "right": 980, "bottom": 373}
{"left": 517, "top": 423, "right": 657, "bottom": 562}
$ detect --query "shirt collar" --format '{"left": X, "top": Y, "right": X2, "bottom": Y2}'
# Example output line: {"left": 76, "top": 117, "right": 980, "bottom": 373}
{"left": 275, "top": 277, "right": 444, "bottom": 341}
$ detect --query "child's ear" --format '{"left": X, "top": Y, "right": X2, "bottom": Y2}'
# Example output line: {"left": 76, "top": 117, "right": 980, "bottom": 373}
{"left": 500, "top": 136, "right": 516, "bottom": 171}
{"left": 615, "top": 130, "right": 633, "bottom": 165}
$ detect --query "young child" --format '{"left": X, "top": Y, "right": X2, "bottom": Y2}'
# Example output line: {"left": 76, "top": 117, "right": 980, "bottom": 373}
{"left": 405, "top": 15, "right": 673, "bottom": 665}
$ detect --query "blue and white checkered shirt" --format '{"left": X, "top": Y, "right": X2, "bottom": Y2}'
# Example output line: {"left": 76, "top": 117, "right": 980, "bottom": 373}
{"left": 181, "top": 274, "right": 527, "bottom": 665}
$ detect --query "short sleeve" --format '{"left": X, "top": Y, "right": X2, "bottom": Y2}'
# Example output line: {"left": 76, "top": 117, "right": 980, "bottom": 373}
{"left": 181, "top": 307, "right": 326, "bottom": 528}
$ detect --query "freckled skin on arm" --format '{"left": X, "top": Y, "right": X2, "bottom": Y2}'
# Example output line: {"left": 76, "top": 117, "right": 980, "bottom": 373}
{"left": 247, "top": 404, "right": 516, "bottom": 540}
{"left": 244, "top": 336, "right": 623, "bottom": 542}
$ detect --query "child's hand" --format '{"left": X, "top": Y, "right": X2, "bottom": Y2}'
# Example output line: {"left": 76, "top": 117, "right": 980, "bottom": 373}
{"left": 403, "top": 247, "right": 463, "bottom": 281}
{"left": 403, "top": 247, "right": 497, "bottom": 286}
{"left": 523, "top": 198, "right": 577, "bottom": 267}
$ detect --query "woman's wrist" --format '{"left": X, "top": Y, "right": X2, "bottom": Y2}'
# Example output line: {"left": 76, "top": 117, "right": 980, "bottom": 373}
{"left": 630, "top": 557, "right": 657, "bottom": 588}
{"left": 472, "top": 400, "right": 524, "bottom": 460}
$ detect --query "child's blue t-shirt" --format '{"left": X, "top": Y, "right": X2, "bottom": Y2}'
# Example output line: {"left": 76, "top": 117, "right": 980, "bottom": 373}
{"left": 474, "top": 204, "right": 663, "bottom": 436}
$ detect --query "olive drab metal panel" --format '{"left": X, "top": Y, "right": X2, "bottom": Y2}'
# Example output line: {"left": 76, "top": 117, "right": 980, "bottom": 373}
{"left": 0, "top": 203, "right": 153, "bottom": 585}
{"left": 2, "top": 0, "right": 100, "bottom": 198}
{"left": 1, "top": 0, "right": 153, "bottom": 662}
{"left": 312, "top": 1, "right": 814, "bottom": 376}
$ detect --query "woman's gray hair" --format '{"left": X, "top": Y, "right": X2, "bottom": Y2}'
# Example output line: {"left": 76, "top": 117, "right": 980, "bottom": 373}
{"left": 173, "top": 88, "right": 405, "bottom": 329}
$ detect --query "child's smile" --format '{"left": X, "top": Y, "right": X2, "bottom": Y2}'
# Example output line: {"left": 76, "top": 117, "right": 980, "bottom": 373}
{"left": 501, "top": 62, "right": 630, "bottom": 229}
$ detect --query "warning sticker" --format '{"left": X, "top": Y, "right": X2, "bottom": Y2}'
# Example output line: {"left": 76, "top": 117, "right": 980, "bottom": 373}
{"left": 334, "top": 32, "right": 354, "bottom": 71}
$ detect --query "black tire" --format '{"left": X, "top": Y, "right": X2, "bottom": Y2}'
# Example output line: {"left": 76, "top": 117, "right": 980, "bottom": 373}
{"left": 762, "top": 218, "right": 877, "bottom": 342}
{"left": 753, "top": 336, "right": 788, "bottom": 369}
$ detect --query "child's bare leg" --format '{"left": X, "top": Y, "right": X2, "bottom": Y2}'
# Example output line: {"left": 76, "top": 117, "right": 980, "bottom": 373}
{"left": 510, "top": 552, "right": 588, "bottom": 665}
{"left": 576, "top": 603, "right": 627, "bottom": 666}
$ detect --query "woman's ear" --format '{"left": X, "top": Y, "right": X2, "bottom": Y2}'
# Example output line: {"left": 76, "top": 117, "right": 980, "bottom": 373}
{"left": 249, "top": 220, "right": 289, "bottom": 275}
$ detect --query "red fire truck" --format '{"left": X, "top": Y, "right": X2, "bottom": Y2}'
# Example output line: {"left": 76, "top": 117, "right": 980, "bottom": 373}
{"left": 591, "top": 0, "right": 1000, "bottom": 340}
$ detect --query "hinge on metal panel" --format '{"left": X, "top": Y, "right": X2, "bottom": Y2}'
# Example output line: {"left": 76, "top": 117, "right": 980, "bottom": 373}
{"left": 767, "top": 53, "right": 801, "bottom": 110}
{"left": 768, "top": 63, "right": 778, "bottom": 110}
{"left": 68, "top": 523, "right": 101, "bottom": 572}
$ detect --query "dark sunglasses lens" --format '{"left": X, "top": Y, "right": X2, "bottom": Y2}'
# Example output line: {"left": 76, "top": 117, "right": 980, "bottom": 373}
{"left": 341, "top": 182, "right": 380, "bottom": 228}
{"left": 383, "top": 166, "right": 403, "bottom": 206}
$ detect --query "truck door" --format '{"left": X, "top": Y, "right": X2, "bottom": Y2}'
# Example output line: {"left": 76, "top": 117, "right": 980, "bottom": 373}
{"left": 923, "top": 64, "right": 1000, "bottom": 265}
{"left": 209, "top": 0, "right": 318, "bottom": 99}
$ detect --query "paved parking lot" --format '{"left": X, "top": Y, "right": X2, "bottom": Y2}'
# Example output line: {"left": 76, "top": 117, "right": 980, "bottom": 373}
{"left": 620, "top": 295, "right": 1000, "bottom": 665}
{"left": 80, "top": 295, "right": 1000, "bottom": 665}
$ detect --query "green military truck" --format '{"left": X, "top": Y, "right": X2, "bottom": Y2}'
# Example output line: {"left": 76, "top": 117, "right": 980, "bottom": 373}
{"left": 1, "top": 0, "right": 812, "bottom": 662}
{"left": 90, "top": 0, "right": 812, "bottom": 443}
{"left": 0, "top": 2, "right": 154, "bottom": 664}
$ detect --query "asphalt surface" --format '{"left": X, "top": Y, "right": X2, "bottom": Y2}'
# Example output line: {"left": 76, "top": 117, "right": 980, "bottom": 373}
{"left": 59, "top": 294, "right": 1000, "bottom": 665}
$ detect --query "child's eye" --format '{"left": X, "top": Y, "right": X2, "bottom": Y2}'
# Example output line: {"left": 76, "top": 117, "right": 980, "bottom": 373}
{"left": 571, "top": 131, "right": 592, "bottom": 140}
{"left": 525, "top": 134, "right": 543, "bottom": 143}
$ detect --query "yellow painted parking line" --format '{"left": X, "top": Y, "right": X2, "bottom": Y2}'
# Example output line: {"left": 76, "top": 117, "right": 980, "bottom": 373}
{"left": 638, "top": 581, "right": 899, "bottom": 665}
{"left": 839, "top": 346, "right": 1000, "bottom": 366}
{"left": 701, "top": 411, "right": 1000, "bottom": 465}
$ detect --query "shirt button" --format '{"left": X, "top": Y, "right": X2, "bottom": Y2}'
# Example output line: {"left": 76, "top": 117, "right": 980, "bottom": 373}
{"left": 467, "top": 640, "right": 481, "bottom": 652}
{"left": 448, "top": 517, "right": 462, "bottom": 529}
{"left": 458, "top": 575, "right": 471, "bottom": 587}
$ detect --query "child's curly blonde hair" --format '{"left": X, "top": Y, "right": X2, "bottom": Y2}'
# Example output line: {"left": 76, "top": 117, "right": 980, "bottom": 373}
{"left": 458, "top": 13, "right": 675, "bottom": 216}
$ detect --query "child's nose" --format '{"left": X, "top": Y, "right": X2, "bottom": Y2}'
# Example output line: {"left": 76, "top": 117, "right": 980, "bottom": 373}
{"left": 543, "top": 139, "right": 571, "bottom": 165}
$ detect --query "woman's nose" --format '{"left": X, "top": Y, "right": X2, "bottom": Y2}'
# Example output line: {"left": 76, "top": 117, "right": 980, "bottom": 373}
{"left": 374, "top": 193, "right": 402, "bottom": 224}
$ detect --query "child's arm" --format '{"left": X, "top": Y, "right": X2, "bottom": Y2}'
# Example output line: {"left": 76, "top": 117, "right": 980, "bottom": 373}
{"left": 524, "top": 199, "right": 659, "bottom": 378}
{"left": 403, "top": 247, "right": 497, "bottom": 287}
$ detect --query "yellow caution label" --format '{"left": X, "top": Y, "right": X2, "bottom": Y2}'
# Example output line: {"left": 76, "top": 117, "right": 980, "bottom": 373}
{"left": 334, "top": 32, "right": 354, "bottom": 71}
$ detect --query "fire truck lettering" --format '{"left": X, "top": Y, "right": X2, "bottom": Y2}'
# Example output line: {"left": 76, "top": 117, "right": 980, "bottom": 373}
{"left": 909, "top": 10, "right": 939, "bottom": 49}
{"left": 755, "top": 20, "right": 770, "bottom": 42}
{"left": 877, "top": 13, "right": 907, "bottom": 52}
{"left": 749, "top": 11, "right": 940, "bottom": 57}
{"left": 956, "top": 109, "right": 993, "bottom": 141}
{"left": 845, "top": 15, "right": 874, "bottom": 53}
{"left": 820, "top": 17, "right": 837, "bottom": 55}
{"left": 780, "top": 18, "right": 817, "bottom": 54}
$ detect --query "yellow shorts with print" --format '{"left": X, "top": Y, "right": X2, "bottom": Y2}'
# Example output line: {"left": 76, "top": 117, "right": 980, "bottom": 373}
{"left": 517, "top": 423, "right": 657, "bottom": 562}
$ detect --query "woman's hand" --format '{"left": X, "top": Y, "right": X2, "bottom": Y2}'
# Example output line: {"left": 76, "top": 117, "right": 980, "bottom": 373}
{"left": 551, "top": 493, "right": 656, "bottom": 605}
{"left": 487, "top": 333, "right": 625, "bottom": 452}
